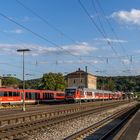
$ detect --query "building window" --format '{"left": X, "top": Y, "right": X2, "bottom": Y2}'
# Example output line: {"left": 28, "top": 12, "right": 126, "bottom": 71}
{"left": 73, "top": 79, "right": 75, "bottom": 83}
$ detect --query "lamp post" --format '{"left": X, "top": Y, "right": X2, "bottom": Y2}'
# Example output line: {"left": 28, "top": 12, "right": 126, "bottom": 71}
{"left": 17, "top": 49, "right": 30, "bottom": 111}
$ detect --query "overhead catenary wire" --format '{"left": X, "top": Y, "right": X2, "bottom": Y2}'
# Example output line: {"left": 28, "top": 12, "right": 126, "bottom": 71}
{"left": 95, "top": 0, "right": 128, "bottom": 56}
{"left": 78, "top": 0, "right": 132, "bottom": 75}
{"left": 0, "top": 1, "right": 136, "bottom": 77}
{"left": 0, "top": 11, "right": 101, "bottom": 72}
{"left": 78, "top": 0, "right": 118, "bottom": 56}
{"left": 94, "top": 0, "right": 132, "bottom": 76}
{"left": 15, "top": 0, "right": 103, "bottom": 71}
{"left": 94, "top": 0, "right": 132, "bottom": 74}
{"left": 16, "top": 0, "right": 78, "bottom": 45}
{"left": 91, "top": 0, "right": 106, "bottom": 37}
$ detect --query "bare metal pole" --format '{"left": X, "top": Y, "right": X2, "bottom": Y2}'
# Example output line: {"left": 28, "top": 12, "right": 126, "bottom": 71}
{"left": 22, "top": 51, "right": 25, "bottom": 111}
{"left": 17, "top": 49, "right": 30, "bottom": 111}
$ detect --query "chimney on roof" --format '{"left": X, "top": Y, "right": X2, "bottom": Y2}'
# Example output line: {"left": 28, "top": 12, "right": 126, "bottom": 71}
{"left": 78, "top": 68, "right": 80, "bottom": 71}
{"left": 85, "top": 66, "right": 87, "bottom": 73}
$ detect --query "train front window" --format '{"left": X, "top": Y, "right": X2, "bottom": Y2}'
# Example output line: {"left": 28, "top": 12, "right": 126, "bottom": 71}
{"left": 65, "top": 89, "right": 76, "bottom": 96}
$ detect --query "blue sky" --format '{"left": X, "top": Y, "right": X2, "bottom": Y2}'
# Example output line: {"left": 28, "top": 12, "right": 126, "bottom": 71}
{"left": 0, "top": 0, "right": 140, "bottom": 79}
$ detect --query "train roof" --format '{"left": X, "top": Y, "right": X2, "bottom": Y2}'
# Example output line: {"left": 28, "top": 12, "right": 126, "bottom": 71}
{"left": 65, "top": 87, "right": 113, "bottom": 94}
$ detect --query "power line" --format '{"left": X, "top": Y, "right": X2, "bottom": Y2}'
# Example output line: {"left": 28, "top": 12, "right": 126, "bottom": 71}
{"left": 16, "top": 0, "right": 79, "bottom": 45}
{"left": 95, "top": 0, "right": 127, "bottom": 55}
{"left": 78, "top": 0, "right": 132, "bottom": 74}
{"left": 94, "top": 0, "right": 132, "bottom": 72}
{"left": 0, "top": 1, "right": 135, "bottom": 76}
{"left": 15, "top": 0, "right": 103, "bottom": 70}
{"left": 78, "top": 0, "right": 118, "bottom": 56}
{"left": 0, "top": 12, "right": 83, "bottom": 58}
{"left": 0, "top": 11, "right": 101, "bottom": 71}
{"left": 91, "top": 0, "right": 106, "bottom": 37}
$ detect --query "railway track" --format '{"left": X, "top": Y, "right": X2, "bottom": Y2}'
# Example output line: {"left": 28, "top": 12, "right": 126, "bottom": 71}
{"left": 0, "top": 100, "right": 130, "bottom": 127}
{"left": 65, "top": 103, "right": 139, "bottom": 140}
{"left": 0, "top": 101, "right": 136, "bottom": 139}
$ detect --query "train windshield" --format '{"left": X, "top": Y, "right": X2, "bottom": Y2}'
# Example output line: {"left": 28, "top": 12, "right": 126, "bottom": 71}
{"left": 65, "top": 89, "right": 76, "bottom": 96}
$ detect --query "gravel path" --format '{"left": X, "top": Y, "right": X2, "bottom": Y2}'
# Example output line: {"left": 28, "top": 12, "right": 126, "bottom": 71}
{"left": 27, "top": 102, "right": 135, "bottom": 140}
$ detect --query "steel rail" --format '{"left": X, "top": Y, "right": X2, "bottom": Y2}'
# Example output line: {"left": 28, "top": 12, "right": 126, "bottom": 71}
{"left": 0, "top": 101, "right": 135, "bottom": 139}
{"left": 64, "top": 104, "right": 139, "bottom": 140}
{"left": 0, "top": 100, "right": 131, "bottom": 127}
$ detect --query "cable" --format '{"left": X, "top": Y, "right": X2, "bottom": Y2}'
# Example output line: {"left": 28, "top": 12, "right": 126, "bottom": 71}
{"left": 95, "top": 0, "right": 128, "bottom": 57}
{"left": 15, "top": 0, "right": 103, "bottom": 71}
{"left": 78, "top": 0, "right": 132, "bottom": 75}
{"left": 16, "top": 0, "right": 79, "bottom": 45}
{"left": 91, "top": 0, "right": 106, "bottom": 37}
{"left": 78, "top": 0, "right": 118, "bottom": 56}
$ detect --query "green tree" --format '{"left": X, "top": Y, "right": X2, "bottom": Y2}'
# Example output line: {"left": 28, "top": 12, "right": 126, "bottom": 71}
{"left": 2, "top": 77, "right": 20, "bottom": 87}
{"left": 107, "top": 78, "right": 115, "bottom": 91}
{"left": 41, "top": 72, "right": 66, "bottom": 91}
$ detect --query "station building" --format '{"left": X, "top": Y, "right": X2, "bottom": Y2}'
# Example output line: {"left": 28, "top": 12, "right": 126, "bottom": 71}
{"left": 66, "top": 68, "right": 97, "bottom": 89}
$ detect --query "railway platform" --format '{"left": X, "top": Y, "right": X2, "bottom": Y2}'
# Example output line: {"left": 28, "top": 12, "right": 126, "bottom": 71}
{"left": 119, "top": 109, "right": 140, "bottom": 140}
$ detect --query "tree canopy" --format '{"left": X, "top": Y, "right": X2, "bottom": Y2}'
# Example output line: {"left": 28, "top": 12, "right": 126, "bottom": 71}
{"left": 40, "top": 72, "right": 66, "bottom": 91}
{"left": 2, "top": 74, "right": 140, "bottom": 93}
{"left": 2, "top": 77, "right": 20, "bottom": 88}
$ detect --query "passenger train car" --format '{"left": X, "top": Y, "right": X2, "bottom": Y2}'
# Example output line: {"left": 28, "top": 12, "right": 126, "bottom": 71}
{"left": 65, "top": 87, "right": 124, "bottom": 102}
{"left": 0, "top": 88, "right": 65, "bottom": 105}
{"left": 0, "top": 87, "right": 124, "bottom": 105}
{"left": 41, "top": 90, "right": 65, "bottom": 103}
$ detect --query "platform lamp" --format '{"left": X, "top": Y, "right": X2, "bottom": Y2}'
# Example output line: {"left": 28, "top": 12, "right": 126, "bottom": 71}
{"left": 17, "top": 49, "right": 30, "bottom": 111}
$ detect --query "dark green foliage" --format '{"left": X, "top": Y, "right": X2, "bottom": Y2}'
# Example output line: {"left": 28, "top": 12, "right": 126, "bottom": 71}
{"left": 40, "top": 72, "right": 66, "bottom": 91}
{"left": 25, "top": 78, "right": 42, "bottom": 89}
{"left": 2, "top": 77, "right": 20, "bottom": 87}
{"left": 97, "top": 76, "right": 140, "bottom": 92}
{"left": 2, "top": 74, "right": 140, "bottom": 93}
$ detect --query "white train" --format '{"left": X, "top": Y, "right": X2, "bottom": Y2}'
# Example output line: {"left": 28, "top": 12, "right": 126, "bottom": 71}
{"left": 65, "top": 87, "right": 124, "bottom": 102}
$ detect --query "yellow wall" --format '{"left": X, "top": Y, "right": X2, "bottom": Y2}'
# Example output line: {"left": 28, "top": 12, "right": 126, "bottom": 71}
{"left": 67, "top": 74, "right": 96, "bottom": 89}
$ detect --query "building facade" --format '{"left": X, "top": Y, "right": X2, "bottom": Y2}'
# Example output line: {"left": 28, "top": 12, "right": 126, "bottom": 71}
{"left": 66, "top": 68, "right": 97, "bottom": 89}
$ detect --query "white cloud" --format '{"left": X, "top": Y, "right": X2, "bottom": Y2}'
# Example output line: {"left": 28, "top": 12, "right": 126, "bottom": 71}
{"left": 14, "top": 29, "right": 24, "bottom": 34}
{"left": 63, "top": 42, "right": 97, "bottom": 55}
{"left": 122, "top": 59, "right": 130, "bottom": 64}
{"left": 3, "top": 29, "right": 24, "bottom": 34}
{"left": 0, "top": 42, "right": 97, "bottom": 56}
{"left": 95, "top": 38, "right": 127, "bottom": 43}
{"left": 21, "top": 16, "right": 31, "bottom": 22}
{"left": 111, "top": 9, "right": 140, "bottom": 25}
